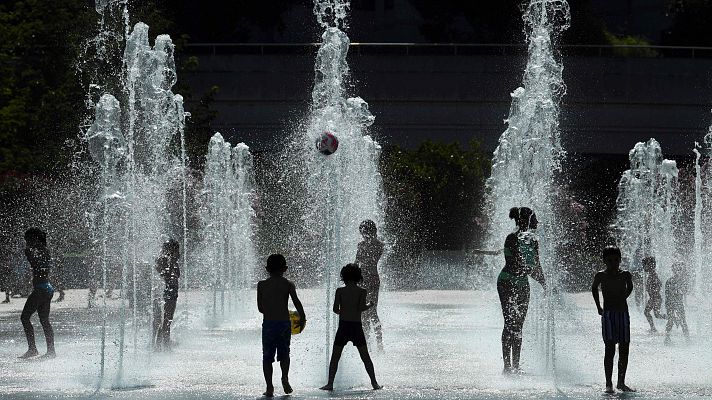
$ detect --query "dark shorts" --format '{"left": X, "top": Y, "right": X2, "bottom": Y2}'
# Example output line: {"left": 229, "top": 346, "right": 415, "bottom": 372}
{"left": 602, "top": 310, "right": 630, "bottom": 344}
{"left": 334, "top": 320, "right": 367, "bottom": 347}
{"left": 262, "top": 320, "right": 291, "bottom": 363}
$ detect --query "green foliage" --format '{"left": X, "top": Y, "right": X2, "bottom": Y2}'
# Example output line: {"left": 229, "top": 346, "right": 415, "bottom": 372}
{"left": 0, "top": 0, "right": 219, "bottom": 177}
{"left": 381, "top": 140, "right": 490, "bottom": 255}
{"left": 0, "top": 0, "right": 94, "bottom": 175}
{"left": 604, "top": 31, "right": 658, "bottom": 58}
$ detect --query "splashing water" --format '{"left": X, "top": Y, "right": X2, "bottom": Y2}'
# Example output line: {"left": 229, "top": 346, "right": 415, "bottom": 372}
{"left": 84, "top": 6, "right": 189, "bottom": 389}
{"left": 284, "top": 0, "right": 384, "bottom": 372}
{"left": 481, "top": 0, "right": 570, "bottom": 373}
{"left": 199, "top": 133, "right": 258, "bottom": 319}
{"left": 692, "top": 129, "right": 712, "bottom": 334}
{"left": 614, "top": 139, "right": 680, "bottom": 282}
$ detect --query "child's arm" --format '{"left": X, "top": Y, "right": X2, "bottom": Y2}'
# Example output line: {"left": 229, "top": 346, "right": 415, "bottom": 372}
{"left": 471, "top": 249, "right": 503, "bottom": 256}
{"left": 624, "top": 271, "right": 633, "bottom": 298}
{"left": 332, "top": 288, "right": 341, "bottom": 314}
{"left": 257, "top": 281, "right": 264, "bottom": 314}
{"left": 530, "top": 241, "right": 546, "bottom": 289}
{"left": 591, "top": 272, "right": 603, "bottom": 315}
{"left": 289, "top": 282, "right": 307, "bottom": 328}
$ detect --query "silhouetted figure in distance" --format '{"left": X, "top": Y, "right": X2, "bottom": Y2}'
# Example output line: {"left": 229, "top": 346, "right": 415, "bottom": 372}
{"left": 155, "top": 239, "right": 180, "bottom": 351}
{"left": 591, "top": 245, "right": 635, "bottom": 393}
{"left": 320, "top": 263, "right": 382, "bottom": 392}
{"left": 257, "top": 254, "right": 306, "bottom": 397}
{"left": 497, "top": 207, "right": 546, "bottom": 374}
{"left": 355, "top": 219, "right": 384, "bottom": 350}
{"left": 642, "top": 256, "right": 665, "bottom": 332}
{"left": 19, "top": 228, "right": 56, "bottom": 359}
{"left": 664, "top": 261, "right": 689, "bottom": 344}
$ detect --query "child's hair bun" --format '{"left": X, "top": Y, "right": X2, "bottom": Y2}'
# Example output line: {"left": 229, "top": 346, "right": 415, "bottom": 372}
{"left": 509, "top": 207, "right": 520, "bottom": 220}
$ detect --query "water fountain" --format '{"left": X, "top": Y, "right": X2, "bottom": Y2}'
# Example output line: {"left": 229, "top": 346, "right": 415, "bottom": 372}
{"left": 199, "top": 133, "right": 258, "bottom": 320}
{"left": 84, "top": 1, "right": 189, "bottom": 389}
{"left": 284, "top": 0, "right": 385, "bottom": 372}
{"left": 482, "top": 0, "right": 571, "bottom": 373}
{"left": 692, "top": 129, "right": 712, "bottom": 335}
{"left": 614, "top": 138, "right": 680, "bottom": 283}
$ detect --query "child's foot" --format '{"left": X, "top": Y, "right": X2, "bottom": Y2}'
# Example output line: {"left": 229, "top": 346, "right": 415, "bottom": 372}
{"left": 319, "top": 385, "right": 333, "bottom": 391}
{"left": 38, "top": 351, "right": 56, "bottom": 360}
{"left": 281, "top": 377, "right": 293, "bottom": 394}
{"left": 1, "top": 298, "right": 9, "bottom": 303}
{"left": 605, "top": 385, "right": 614, "bottom": 394}
{"left": 649, "top": 327, "right": 658, "bottom": 333}
{"left": 372, "top": 382, "right": 383, "bottom": 390}
{"left": 263, "top": 386, "right": 274, "bottom": 397}
{"left": 18, "top": 349, "right": 38, "bottom": 359}
{"left": 617, "top": 383, "right": 636, "bottom": 392}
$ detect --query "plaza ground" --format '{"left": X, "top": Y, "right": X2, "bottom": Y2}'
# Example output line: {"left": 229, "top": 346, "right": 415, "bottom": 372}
{"left": 0, "top": 288, "right": 710, "bottom": 399}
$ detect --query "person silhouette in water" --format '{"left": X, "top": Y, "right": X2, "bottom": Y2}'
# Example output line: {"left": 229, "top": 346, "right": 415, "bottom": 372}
{"left": 155, "top": 239, "right": 180, "bottom": 351}
{"left": 19, "top": 228, "right": 56, "bottom": 359}
{"left": 591, "top": 245, "right": 635, "bottom": 393}
{"left": 497, "top": 207, "right": 546, "bottom": 374}
{"left": 664, "top": 261, "right": 689, "bottom": 344}
{"left": 320, "top": 263, "right": 382, "bottom": 391}
{"left": 355, "top": 219, "right": 384, "bottom": 351}
{"left": 642, "top": 256, "right": 665, "bottom": 332}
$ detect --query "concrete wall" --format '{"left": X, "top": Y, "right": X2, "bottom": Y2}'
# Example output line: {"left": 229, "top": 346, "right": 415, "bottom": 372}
{"left": 182, "top": 49, "right": 712, "bottom": 155}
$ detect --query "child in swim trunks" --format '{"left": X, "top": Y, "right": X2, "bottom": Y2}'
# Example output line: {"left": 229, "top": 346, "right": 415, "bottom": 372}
{"left": 664, "top": 261, "right": 689, "bottom": 344}
{"left": 642, "top": 257, "right": 665, "bottom": 332}
{"left": 257, "top": 254, "right": 306, "bottom": 397}
{"left": 591, "top": 245, "right": 635, "bottom": 394}
{"left": 320, "top": 263, "right": 382, "bottom": 392}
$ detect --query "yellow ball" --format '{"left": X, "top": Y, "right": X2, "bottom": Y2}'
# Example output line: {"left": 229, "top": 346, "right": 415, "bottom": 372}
{"left": 289, "top": 310, "right": 305, "bottom": 335}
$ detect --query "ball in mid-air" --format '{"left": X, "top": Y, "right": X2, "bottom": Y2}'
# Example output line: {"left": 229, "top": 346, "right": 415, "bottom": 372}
{"left": 316, "top": 131, "right": 339, "bottom": 155}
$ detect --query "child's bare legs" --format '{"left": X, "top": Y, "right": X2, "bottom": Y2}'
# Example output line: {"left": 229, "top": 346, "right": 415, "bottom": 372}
{"left": 280, "top": 357, "right": 292, "bottom": 394}
{"left": 644, "top": 303, "right": 656, "bottom": 331}
{"left": 616, "top": 342, "right": 635, "bottom": 391}
{"left": 357, "top": 345, "right": 381, "bottom": 389}
{"left": 604, "top": 342, "right": 615, "bottom": 392}
{"left": 679, "top": 308, "right": 689, "bottom": 337}
{"left": 320, "top": 345, "right": 344, "bottom": 390}
{"left": 263, "top": 362, "right": 274, "bottom": 397}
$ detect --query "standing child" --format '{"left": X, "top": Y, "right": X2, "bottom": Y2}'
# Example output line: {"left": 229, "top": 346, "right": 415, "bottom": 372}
{"left": 320, "top": 263, "right": 382, "bottom": 392}
{"left": 591, "top": 246, "right": 635, "bottom": 393}
{"left": 642, "top": 257, "right": 665, "bottom": 332}
{"left": 257, "top": 254, "right": 306, "bottom": 397}
{"left": 19, "top": 228, "right": 56, "bottom": 359}
{"left": 664, "top": 262, "right": 689, "bottom": 344}
{"left": 155, "top": 239, "right": 180, "bottom": 351}
{"left": 355, "top": 220, "right": 385, "bottom": 350}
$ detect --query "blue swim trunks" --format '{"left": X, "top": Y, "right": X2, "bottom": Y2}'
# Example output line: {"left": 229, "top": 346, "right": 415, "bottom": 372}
{"left": 262, "top": 320, "right": 291, "bottom": 363}
{"left": 34, "top": 282, "right": 54, "bottom": 296}
{"left": 601, "top": 310, "right": 630, "bottom": 344}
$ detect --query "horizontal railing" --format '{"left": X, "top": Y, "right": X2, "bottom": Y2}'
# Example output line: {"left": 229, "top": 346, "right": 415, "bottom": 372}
{"left": 183, "top": 42, "right": 712, "bottom": 58}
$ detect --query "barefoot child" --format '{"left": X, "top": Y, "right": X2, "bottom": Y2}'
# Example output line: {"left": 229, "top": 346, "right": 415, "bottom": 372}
{"left": 155, "top": 239, "right": 180, "bottom": 351}
{"left": 320, "top": 263, "right": 382, "bottom": 392}
{"left": 19, "top": 228, "right": 56, "bottom": 359}
{"left": 257, "top": 254, "right": 306, "bottom": 397}
{"left": 642, "top": 257, "right": 665, "bottom": 332}
{"left": 591, "top": 246, "right": 635, "bottom": 394}
{"left": 664, "top": 261, "right": 689, "bottom": 344}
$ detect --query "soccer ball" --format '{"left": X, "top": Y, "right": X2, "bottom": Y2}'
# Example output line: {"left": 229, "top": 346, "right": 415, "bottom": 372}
{"left": 316, "top": 131, "right": 339, "bottom": 155}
